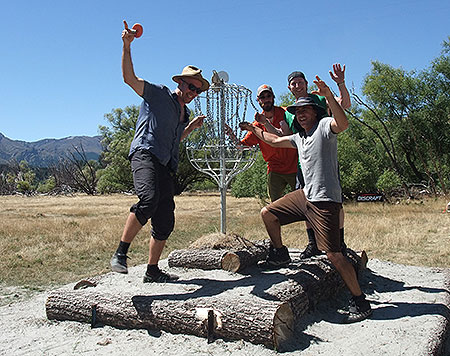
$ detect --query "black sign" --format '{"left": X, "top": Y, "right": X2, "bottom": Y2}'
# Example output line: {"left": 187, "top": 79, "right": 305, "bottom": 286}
{"left": 356, "top": 193, "right": 384, "bottom": 202}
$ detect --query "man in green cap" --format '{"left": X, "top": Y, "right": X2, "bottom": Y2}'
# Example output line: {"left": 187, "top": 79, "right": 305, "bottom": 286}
{"left": 239, "top": 76, "right": 372, "bottom": 324}
{"left": 260, "top": 64, "right": 350, "bottom": 259}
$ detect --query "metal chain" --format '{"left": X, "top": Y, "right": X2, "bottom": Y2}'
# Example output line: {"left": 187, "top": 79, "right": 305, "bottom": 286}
{"left": 248, "top": 94, "right": 259, "bottom": 113}
{"left": 194, "top": 97, "right": 203, "bottom": 116}
{"left": 190, "top": 81, "right": 257, "bottom": 143}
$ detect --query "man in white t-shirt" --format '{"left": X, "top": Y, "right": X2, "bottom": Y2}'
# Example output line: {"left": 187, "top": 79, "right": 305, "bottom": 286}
{"left": 239, "top": 76, "right": 372, "bottom": 324}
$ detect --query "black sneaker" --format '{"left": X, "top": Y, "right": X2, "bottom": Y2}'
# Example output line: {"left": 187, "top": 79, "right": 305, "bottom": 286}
{"left": 110, "top": 252, "right": 129, "bottom": 274}
{"left": 344, "top": 297, "right": 372, "bottom": 323}
{"left": 143, "top": 268, "right": 179, "bottom": 283}
{"left": 299, "top": 243, "right": 322, "bottom": 259}
{"left": 258, "top": 246, "right": 291, "bottom": 269}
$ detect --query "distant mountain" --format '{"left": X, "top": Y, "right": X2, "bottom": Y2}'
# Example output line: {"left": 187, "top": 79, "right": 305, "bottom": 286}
{"left": 0, "top": 133, "right": 103, "bottom": 167}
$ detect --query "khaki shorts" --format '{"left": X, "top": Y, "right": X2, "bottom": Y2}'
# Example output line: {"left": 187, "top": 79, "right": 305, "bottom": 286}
{"left": 266, "top": 189, "right": 342, "bottom": 252}
{"left": 267, "top": 171, "right": 296, "bottom": 202}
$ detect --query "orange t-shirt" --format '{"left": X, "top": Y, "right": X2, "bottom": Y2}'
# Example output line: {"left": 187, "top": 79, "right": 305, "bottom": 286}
{"left": 241, "top": 106, "right": 298, "bottom": 174}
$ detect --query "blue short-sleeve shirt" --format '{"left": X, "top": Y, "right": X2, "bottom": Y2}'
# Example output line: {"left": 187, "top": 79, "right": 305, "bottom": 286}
{"left": 128, "top": 81, "right": 190, "bottom": 171}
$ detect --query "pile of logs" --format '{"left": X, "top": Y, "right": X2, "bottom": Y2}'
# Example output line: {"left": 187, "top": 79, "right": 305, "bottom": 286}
{"left": 46, "top": 233, "right": 367, "bottom": 350}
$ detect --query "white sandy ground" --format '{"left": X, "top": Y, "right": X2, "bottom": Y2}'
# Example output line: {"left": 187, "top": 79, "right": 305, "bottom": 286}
{"left": 0, "top": 257, "right": 449, "bottom": 356}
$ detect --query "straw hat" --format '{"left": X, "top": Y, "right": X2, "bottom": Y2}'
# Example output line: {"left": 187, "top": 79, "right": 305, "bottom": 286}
{"left": 172, "top": 65, "right": 210, "bottom": 92}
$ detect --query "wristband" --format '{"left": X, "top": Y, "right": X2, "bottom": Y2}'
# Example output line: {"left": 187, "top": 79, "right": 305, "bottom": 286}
{"left": 337, "top": 81, "right": 345, "bottom": 86}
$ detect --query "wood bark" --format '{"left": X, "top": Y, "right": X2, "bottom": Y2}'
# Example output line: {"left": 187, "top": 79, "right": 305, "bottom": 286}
{"left": 46, "top": 290, "right": 293, "bottom": 349}
{"left": 262, "top": 250, "right": 367, "bottom": 318}
{"left": 167, "top": 240, "right": 271, "bottom": 272}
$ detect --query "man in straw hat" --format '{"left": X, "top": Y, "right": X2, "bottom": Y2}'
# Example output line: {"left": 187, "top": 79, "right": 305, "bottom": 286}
{"left": 110, "top": 21, "right": 210, "bottom": 283}
{"left": 239, "top": 76, "right": 372, "bottom": 323}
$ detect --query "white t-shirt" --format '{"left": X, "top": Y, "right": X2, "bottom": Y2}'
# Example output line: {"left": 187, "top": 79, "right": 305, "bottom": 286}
{"left": 288, "top": 117, "right": 342, "bottom": 203}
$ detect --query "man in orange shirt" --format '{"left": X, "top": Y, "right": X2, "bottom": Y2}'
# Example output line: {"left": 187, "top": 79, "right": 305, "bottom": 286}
{"left": 227, "top": 84, "right": 298, "bottom": 202}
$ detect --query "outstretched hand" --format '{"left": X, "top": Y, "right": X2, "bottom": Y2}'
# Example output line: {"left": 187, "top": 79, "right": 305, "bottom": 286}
{"left": 122, "top": 20, "right": 135, "bottom": 45}
{"left": 190, "top": 115, "right": 206, "bottom": 129}
{"left": 312, "top": 76, "right": 332, "bottom": 97}
{"left": 329, "top": 63, "right": 346, "bottom": 85}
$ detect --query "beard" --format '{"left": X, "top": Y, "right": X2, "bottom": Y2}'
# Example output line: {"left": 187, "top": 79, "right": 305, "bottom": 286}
{"left": 261, "top": 100, "right": 274, "bottom": 112}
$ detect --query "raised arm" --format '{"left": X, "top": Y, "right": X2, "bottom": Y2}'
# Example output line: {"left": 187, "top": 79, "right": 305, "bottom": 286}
{"left": 122, "top": 20, "right": 145, "bottom": 96}
{"left": 313, "top": 76, "right": 349, "bottom": 134}
{"left": 238, "top": 122, "right": 294, "bottom": 148}
{"left": 329, "top": 63, "right": 351, "bottom": 110}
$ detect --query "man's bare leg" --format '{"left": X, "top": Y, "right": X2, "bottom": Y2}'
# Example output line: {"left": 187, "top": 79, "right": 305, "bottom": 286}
{"left": 261, "top": 207, "right": 283, "bottom": 248}
{"left": 327, "top": 251, "right": 361, "bottom": 296}
{"left": 143, "top": 237, "right": 179, "bottom": 282}
{"left": 148, "top": 238, "right": 166, "bottom": 265}
{"left": 120, "top": 212, "right": 143, "bottom": 243}
{"left": 328, "top": 251, "right": 372, "bottom": 322}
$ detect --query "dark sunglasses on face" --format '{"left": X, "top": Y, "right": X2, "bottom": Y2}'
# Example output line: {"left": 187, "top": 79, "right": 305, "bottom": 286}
{"left": 258, "top": 94, "right": 273, "bottom": 100}
{"left": 180, "top": 78, "right": 202, "bottom": 94}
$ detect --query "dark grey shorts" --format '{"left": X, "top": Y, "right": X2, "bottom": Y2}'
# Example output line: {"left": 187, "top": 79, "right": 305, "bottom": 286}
{"left": 266, "top": 189, "right": 342, "bottom": 252}
{"left": 130, "top": 150, "right": 175, "bottom": 241}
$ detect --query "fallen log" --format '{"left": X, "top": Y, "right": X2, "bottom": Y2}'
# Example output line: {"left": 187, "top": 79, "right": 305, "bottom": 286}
{"left": 46, "top": 290, "right": 294, "bottom": 349}
{"left": 168, "top": 240, "right": 270, "bottom": 273}
{"left": 272, "top": 258, "right": 344, "bottom": 318}
{"left": 262, "top": 250, "right": 367, "bottom": 318}
{"left": 168, "top": 249, "right": 234, "bottom": 271}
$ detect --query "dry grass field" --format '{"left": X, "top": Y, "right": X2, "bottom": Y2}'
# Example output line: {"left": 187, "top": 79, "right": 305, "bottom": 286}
{"left": 0, "top": 193, "right": 448, "bottom": 289}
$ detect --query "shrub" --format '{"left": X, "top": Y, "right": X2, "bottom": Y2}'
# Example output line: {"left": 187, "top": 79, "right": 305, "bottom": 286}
{"left": 376, "top": 169, "right": 402, "bottom": 195}
{"left": 231, "top": 152, "right": 268, "bottom": 199}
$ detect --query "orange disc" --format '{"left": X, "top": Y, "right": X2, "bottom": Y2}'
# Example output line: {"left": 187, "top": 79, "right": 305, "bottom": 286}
{"left": 132, "top": 23, "right": 143, "bottom": 38}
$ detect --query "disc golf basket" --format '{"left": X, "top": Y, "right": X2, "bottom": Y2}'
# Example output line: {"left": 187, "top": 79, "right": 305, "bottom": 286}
{"left": 187, "top": 71, "right": 258, "bottom": 234}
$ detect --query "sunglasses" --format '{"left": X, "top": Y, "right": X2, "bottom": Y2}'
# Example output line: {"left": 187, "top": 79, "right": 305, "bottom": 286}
{"left": 180, "top": 78, "right": 202, "bottom": 94}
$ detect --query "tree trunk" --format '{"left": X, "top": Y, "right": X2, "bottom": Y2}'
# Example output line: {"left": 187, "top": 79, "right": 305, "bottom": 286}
{"left": 46, "top": 290, "right": 293, "bottom": 349}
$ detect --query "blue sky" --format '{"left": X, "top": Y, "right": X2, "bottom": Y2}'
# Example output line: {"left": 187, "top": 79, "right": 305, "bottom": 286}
{"left": 2, "top": 0, "right": 449, "bottom": 142}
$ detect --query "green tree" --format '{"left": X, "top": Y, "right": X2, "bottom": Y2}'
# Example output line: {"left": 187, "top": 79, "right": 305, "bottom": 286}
{"left": 231, "top": 152, "right": 268, "bottom": 199}
{"left": 376, "top": 169, "right": 402, "bottom": 197}
{"left": 337, "top": 122, "right": 382, "bottom": 197}
{"left": 6, "top": 160, "right": 36, "bottom": 194}
{"left": 97, "top": 106, "right": 138, "bottom": 193}
{"left": 37, "top": 176, "right": 56, "bottom": 193}
{"left": 421, "top": 36, "right": 450, "bottom": 193}
{"left": 277, "top": 92, "right": 295, "bottom": 107}
{"left": 345, "top": 38, "right": 450, "bottom": 195}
